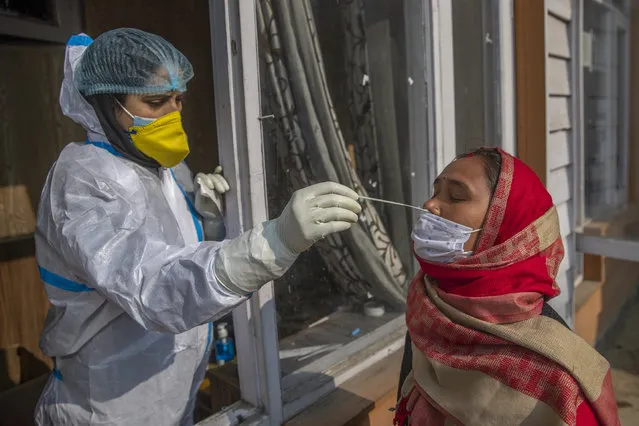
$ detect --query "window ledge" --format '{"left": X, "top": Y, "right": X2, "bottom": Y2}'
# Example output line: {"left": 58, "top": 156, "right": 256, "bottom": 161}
{"left": 579, "top": 204, "right": 639, "bottom": 283}
{"left": 198, "top": 316, "right": 406, "bottom": 425}
{"left": 284, "top": 347, "right": 404, "bottom": 426}
{"left": 196, "top": 401, "right": 265, "bottom": 426}
{"left": 575, "top": 279, "right": 601, "bottom": 312}
{"left": 281, "top": 316, "right": 406, "bottom": 420}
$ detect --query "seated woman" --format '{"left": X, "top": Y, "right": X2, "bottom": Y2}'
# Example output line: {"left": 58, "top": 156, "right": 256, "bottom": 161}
{"left": 395, "top": 148, "right": 619, "bottom": 425}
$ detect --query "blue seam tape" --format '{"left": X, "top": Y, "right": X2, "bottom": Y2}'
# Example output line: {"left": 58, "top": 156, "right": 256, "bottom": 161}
{"left": 85, "top": 140, "right": 124, "bottom": 157}
{"left": 39, "top": 266, "right": 93, "bottom": 292}
{"left": 67, "top": 34, "right": 93, "bottom": 47}
{"left": 170, "top": 170, "right": 204, "bottom": 242}
{"left": 52, "top": 368, "right": 63, "bottom": 381}
{"left": 205, "top": 322, "right": 213, "bottom": 353}
{"left": 52, "top": 358, "right": 62, "bottom": 381}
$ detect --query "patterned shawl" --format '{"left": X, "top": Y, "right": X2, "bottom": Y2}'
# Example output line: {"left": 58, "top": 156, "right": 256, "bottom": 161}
{"left": 396, "top": 149, "right": 619, "bottom": 426}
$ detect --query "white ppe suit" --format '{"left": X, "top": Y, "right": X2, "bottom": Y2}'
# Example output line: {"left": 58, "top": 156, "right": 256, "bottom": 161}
{"left": 34, "top": 36, "right": 296, "bottom": 425}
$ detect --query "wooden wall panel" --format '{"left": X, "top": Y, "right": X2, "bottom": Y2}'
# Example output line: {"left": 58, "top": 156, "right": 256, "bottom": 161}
{"left": 547, "top": 57, "right": 572, "bottom": 96}
{"left": 556, "top": 201, "right": 573, "bottom": 239}
{"left": 547, "top": 14, "right": 571, "bottom": 59}
{"left": 0, "top": 257, "right": 52, "bottom": 387}
{"left": 515, "top": 0, "right": 547, "bottom": 184}
{"left": 545, "top": 5, "right": 575, "bottom": 323}
{"left": 0, "top": 187, "right": 35, "bottom": 240}
{"left": 0, "top": 42, "right": 79, "bottom": 391}
{"left": 548, "top": 96, "right": 571, "bottom": 132}
{"left": 548, "top": 130, "right": 571, "bottom": 171}
{"left": 629, "top": 2, "right": 639, "bottom": 203}
{"left": 547, "top": 0, "right": 572, "bottom": 21}
{"left": 548, "top": 166, "right": 573, "bottom": 205}
{"left": 0, "top": 43, "right": 83, "bottom": 212}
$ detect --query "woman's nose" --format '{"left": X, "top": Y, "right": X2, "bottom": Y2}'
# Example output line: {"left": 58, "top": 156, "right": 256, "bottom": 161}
{"left": 423, "top": 199, "right": 440, "bottom": 216}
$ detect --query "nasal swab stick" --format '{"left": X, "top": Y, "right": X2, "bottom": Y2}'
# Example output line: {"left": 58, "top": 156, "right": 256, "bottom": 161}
{"left": 358, "top": 195, "right": 430, "bottom": 213}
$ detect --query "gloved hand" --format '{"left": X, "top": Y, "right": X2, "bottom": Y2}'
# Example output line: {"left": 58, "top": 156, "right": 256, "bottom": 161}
{"left": 194, "top": 166, "right": 230, "bottom": 218}
{"left": 194, "top": 166, "right": 230, "bottom": 240}
{"left": 274, "top": 182, "right": 362, "bottom": 253}
{"left": 212, "top": 181, "right": 361, "bottom": 296}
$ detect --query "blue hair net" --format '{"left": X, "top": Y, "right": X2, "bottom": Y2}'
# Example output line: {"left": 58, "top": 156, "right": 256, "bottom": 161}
{"left": 75, "top": 28, "right": 194, "bottom": 96}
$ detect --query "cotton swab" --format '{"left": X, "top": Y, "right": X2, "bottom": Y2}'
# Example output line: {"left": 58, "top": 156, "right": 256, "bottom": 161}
{"left": 358, "top": 195, "right": 430, "bottom": 213}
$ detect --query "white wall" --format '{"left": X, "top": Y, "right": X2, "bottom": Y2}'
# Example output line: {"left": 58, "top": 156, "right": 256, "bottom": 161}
{"left": 546, "top": 0, "right": 576, "bottom": 325}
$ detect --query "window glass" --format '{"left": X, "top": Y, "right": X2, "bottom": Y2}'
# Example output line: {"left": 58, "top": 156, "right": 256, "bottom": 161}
{"left": 257, "top": 0, "right": 420, "bottom": 397}
{"left": 583, "top": 0, "right": 629, "bottom": 219}
{"left": 452, "top": 0, "right": 501, "bottom": 153}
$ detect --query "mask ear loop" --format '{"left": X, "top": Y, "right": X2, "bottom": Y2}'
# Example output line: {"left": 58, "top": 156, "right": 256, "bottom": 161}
{"left": 114, "top": 98, "right": 157, "bottom": 128}
{"left": 456, "top": 232, "right": 480, "bottom": 258}
{"left": 114, "top": 98, "right": 141, "bottom": 137}
{"left": 112, "top": 98, "right": 139, "bottom": 139}
{"left": 461, "top": 227, "right": 485, "bottom": 258}
{"left": 114, "top": 98, "right": 134, "bottom": 119}
{"left": 464, "top": 228, "right": 483, "bottom": 234}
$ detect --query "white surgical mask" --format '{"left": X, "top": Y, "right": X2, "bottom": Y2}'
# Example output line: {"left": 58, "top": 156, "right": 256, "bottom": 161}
{"left": 411, "top": 212, "right": 481, "bottom": 264}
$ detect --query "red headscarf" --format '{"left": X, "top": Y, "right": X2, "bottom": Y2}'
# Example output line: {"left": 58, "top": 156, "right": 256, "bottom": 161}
{"left": 415, "top": 148, "right": 563, "bottom": 323}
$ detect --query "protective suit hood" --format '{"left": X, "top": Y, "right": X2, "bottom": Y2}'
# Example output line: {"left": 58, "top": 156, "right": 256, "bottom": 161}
{"left": 59, "top": 34, "right": 104, "bottom": 137}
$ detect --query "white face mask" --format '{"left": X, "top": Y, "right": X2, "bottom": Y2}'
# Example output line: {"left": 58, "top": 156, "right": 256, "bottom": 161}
{"left": 411, "top": 212, "right": 481, "bottom": 264}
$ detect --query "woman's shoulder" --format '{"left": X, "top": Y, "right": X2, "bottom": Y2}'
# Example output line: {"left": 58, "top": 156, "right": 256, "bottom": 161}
{"left": 51, "top": 142, "right": 147, "bottom": 199}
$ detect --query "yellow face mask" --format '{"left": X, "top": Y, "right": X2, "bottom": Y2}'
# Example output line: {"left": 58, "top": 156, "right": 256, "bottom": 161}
{"left": 126, "top": 110, "right": 190, "bottom": 168}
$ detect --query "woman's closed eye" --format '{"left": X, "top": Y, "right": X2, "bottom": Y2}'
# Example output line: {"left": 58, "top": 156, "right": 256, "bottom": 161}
{"left": 144, "top": 95, "right": 185, "bottom": 109}
{"left": 448, "top": 189, "right": 470, "bottom": 203}
{"left": 431, "top": 187, "right": 467, "bottom": 203}
{"left": 145, "top": 97, "right": 169, "bottom": 108}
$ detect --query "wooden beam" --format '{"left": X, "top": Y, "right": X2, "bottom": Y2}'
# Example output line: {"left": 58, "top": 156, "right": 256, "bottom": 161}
{"left": 0, "top": 186, "right": 36, "bottom": 240}
{"left": 0, "top": 235, "right": 35, "bottom": 262}
{"left": 514, "top": 0, "right": 547, "bottom": 184}
{"left": 628, "top": 4, "right": 639, "bottom": 203}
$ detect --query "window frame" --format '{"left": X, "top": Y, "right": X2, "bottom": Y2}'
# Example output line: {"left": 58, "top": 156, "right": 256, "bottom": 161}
{"left": 0, "top": 0, "right": 82, "bottom": 43}
{"left": 204, "top": 0, "right": 515, "bottom": 423}
{"left": 430, "top": 0, "right": 458, "bottom": 173}
{"left": 447, "top": 0, "right": 516, "bottom": 157}
{"left": 572, "top": 0, "right": 586, "bottom": 286}
{"left": 208, "top": 0, "right": 282, "bottom": 422}
{"left": 574, "top": 0, "right": 632, "bottom": 246}
{"left": 498, "top": 0, "right": 518, "bottom": 156}
{"left": 580, "top": 0, "right": 631, "bottom": 221}
{"left": 574, "top": 0, "right": 639, "bottom": 291}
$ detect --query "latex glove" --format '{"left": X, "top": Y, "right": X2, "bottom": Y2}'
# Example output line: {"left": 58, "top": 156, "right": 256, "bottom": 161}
{"left": 194, "top": 166, "right": 230, "bottom": 240}
{"left": 275, "top": 182, "right": 362, "bottom": 253}
{"left": 213, "top": 220, "right": 299, "bottom": 296}
{"left": 194, "top": 166, "right": 229, "bottom": 218}
{"left": 212, "top": 182, "right": 361, "bottom": 296}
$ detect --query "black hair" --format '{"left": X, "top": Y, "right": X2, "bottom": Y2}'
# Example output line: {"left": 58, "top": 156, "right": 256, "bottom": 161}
{"left": 84, "top": 94, "right": 160, "bottom": 168}
{"left": 455, "top": 147, "right": 502, "bottom": 195}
